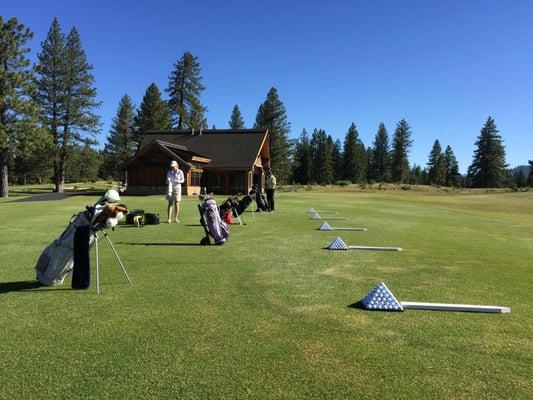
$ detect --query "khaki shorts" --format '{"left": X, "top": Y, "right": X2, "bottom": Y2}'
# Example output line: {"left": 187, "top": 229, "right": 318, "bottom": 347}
{"left": 167, "top": 187, "right": 181, "bottom": 202}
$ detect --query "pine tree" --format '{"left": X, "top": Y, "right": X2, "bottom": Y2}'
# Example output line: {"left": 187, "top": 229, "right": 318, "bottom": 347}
{"left": 514, "top": 169, "right": 527, "bottom": 188}
{"left": 467, "top": 117, "right": 508, "bottom": 188}
{"left": 14, "top": 123, "right": 53, "bottom": 185}
{"left": 527, "top": 160, "right": 533, "bottom": 187}
{"left": 342, "top": 123, "right": 365, "bottom": 183}
{"left": 310, "top": 129, "right": 333, "bottom": 184}
{"left": 35, "top": 21, "right": 100, "bottom": 192}
{"left": 331, "top": 139, "right": 342, "bottom": 182}
{"left": 443, "top": 145, "right": 460, "bottom": 187}
{"left": 408, "top": 164, "right": 423, "bottom": 184}
{"left": 292, "top": 129, "right": 312, "bottom": 184}
{"left": 427, "top": 139, "right": 446, "bottom": 185}
{"left": 103, "top": 95, "right": 136, "bottom": 183}
{"left": 66, "top": 143, "right": 102, "bottom": 183}
{"left": 134, "top": 83, "right": 171, "bottom": 143}
{"left": 167, "top": 51, "right": 207, "bottom": 129}
{"left": 229, "top": 105, "right": 245, "bottom": 129}
{"left": 34, "top": 18, "right": 64, "bottom": 190}
{"left": 366, "top": 146, "right": 374, "bottom": 182}
{"left": 0, "top": 17, "right": 39, "bottom": 197}
{"left": 254, "top": 87, "right": 291, "bottom": 181}
{"left": 390, "top": 119, "right": 413, "bottom": 183}
{"left": 370, "top": 123, "right": 390, "bottom": 182}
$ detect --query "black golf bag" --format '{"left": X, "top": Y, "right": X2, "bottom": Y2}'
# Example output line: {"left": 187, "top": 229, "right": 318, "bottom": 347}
{"left": 250, "top": 186, "right": 270, "bottom": 212}
{"left": 199, "top": 198, "right": 229, "bottom": 245}
{"left": 235, "top": 195, "right": 252, "bottom": 216}
{"left": 219, "top": 196, "right": 239, "bottom": 224}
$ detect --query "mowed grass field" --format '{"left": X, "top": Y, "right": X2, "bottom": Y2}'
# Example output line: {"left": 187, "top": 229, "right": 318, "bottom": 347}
{"left": 0, "top": 190, "right": 531, "bottom": 399}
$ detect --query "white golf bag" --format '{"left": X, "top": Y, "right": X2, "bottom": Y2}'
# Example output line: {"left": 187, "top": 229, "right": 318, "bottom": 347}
{"left": 35, "top": 211, "right": 96, "bottom": 286}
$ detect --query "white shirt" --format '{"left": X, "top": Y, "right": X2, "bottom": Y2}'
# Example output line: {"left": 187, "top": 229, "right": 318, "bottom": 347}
{"left": 167, "top": 169, "right": 184, "bottom": 192}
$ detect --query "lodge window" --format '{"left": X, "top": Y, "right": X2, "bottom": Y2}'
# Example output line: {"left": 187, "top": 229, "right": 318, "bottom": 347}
{"left": 191, "top": 171, "right": 202, "bottom": 186}
{"left": 229, "top": 172, "right": 245, "bottom": 193}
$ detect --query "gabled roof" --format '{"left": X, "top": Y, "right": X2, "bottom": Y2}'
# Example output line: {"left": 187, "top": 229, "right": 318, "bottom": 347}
{"left": 138, "top": 129, "right": 269, "bottom": 169}
{"left": 127, "top": 139, "right": 211, "bottom": 169}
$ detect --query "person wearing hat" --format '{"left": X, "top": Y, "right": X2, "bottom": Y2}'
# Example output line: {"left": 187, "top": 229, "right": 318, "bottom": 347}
{"left": 265, "top": 169, "right": 277, "bottom": 211}
{"left": 166, "top": 160, "right": 184, "bottom": 223}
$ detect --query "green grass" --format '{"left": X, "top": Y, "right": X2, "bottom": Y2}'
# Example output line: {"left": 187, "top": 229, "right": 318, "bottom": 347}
{"left": 0, "top": 190, "right": 531, "bottom": 399}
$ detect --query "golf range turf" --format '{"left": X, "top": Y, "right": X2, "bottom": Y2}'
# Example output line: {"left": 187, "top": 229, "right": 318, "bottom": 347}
{"left": 0, "top": 189, "right": 531, "bottom": 399}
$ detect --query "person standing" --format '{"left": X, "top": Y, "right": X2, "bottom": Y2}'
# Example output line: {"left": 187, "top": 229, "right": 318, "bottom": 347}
{"left": 166, "top": 160, "right": 184, "bottom": 223}
{"left": 265, "top": 169, "right": 277, "bottom": 211}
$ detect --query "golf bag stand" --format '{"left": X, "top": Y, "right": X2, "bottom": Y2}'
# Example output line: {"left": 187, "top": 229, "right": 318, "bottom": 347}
{"left": 93, "top": 229, "right": 132, "bottom": 295}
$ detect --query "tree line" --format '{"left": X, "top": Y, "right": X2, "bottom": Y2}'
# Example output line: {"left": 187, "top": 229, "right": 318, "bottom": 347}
{"left": 1, "top": 16, "right": 531, "bottom": 197}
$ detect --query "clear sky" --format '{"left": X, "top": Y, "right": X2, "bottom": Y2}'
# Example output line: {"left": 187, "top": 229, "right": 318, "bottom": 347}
{"left": 3, "top": 0, "right": 533, "bottom": 172}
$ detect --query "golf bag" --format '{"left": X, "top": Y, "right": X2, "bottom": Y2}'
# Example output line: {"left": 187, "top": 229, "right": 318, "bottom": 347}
{"left": 35, "top": 210, "right": 96, "bottom": 286}
{"left": 235, "top": 195, "right": 252, "bottom": 216}
{"left": 219, "top": 196, "right": 239, "bottom": 224}
{"left": 199, "top": 198, "right": 229, "bottom": 245}
{"left": 250, "top": 187, "right": 270, "bottom": 212}
{"left": 72, "top": 224, "right": 91, "bottom": 289}
{"left": 35, "top": 197, "right": 127, "bottom": 286}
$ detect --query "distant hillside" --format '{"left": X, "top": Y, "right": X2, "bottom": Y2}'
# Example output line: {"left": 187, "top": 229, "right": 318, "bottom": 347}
{"left": 509, "top": 165, "right": 530, "bottom": 176}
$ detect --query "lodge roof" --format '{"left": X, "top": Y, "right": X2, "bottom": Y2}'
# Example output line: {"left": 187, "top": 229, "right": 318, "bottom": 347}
{"left": 138, "top": 129, "right": 269, "bottom": 169}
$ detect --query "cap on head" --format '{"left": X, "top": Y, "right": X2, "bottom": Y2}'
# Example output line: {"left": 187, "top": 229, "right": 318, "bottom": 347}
{"left": 170, "top": 160, "right": 178, "bottom": 168}
{"left": 103, "top": 189, "right": 120, "bottom": 203}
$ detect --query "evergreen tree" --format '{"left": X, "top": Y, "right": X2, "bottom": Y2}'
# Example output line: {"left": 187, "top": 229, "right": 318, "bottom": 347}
{"left": 13, "top": 123, "right": 53, "bottom": 185}
{"left": 0, "top": 17, "right": 39, "bottom": 197}
{"left": 310, "top": 129, "right": 333, "bottom": 184}
{"left": 292, "top": 129, "right": 312, "bottom": 184}
{"left": 527, "top": 160, "right": 533, "bottom": 187}
{"left": 35, "top": 21, "right": 100, "bottom": 192}
{"left": 514, "top": 169, "right": 527, "bottom": 188}
{"left": 331, "top": 139, "right": 342, "bottom": 182}
{"left": 370, "top": 123, "right": 390, "bottom": 182}
{"left": 427, "top": 139, "right": 446, "bottom": 185}
{"left": 342, "top": 123, "right": 366, "bottom": 182}
{"left": 167, "top": 51, "right": 207, "bottom": 129}
{"left": 390, "top": 119, "right": 413, "bottom": 183}
{"left": 134, "top": 83, "right": 171, "bottom": 143}
{"left": 229, "top": 105, "right": 245, "bottom": 129}
{"left": 254, "top": 87, "right": 291, "bottom": 181}
{"left": 408, "top": 164, "right": 423, "bottom": 184}
{"left": 366, "top": 146, "right": 374, "bottom": 182}
{"left": 467, "top": 117, "right": 508, "bottom": 188}
{"left": 443, "top": 145, "right": 460, "bottom": 187}
{"left": 66, "top": 143, "right": 102, "bottom": 183}
{"left": 103, "top": 95, "right": 136, "bottom": 183}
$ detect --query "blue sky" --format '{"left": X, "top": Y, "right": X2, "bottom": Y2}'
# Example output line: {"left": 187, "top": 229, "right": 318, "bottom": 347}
{"left": 3, "top": 0, "right": 533, "bottom": 172}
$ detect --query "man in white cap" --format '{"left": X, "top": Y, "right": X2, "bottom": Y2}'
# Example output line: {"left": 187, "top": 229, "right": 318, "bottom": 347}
{"left": 166, "top": 160, "right": 184, "bottom": 223}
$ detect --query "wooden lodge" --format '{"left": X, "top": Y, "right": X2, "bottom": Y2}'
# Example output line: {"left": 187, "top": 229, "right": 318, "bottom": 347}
{"left": 126, "top": 129, "right": 270, "bottom": 195}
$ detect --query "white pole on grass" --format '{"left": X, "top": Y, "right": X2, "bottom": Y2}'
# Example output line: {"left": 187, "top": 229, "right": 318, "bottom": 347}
{"left": 311, "top": 212, "right": 347, "bottom": 221}
{"left": 327, "top": 236, "right": 402, "bottom": 251}
{"left": 318, "top": 221, "right": 367, "bottom": 231}
{"left": 359, "top": 282, "right": 511, "bottom": 314}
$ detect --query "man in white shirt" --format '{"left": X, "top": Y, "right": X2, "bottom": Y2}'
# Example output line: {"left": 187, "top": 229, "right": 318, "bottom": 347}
{"left": 166, "top": 160, "right": 184, "bottom": 223}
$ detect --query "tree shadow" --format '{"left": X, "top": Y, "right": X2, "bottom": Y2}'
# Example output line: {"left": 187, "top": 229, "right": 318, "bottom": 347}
{"left": 0, "top": 280, "right": 41, "bottom": 294}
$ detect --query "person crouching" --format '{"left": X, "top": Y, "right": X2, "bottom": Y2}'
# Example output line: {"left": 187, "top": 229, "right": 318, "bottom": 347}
{"left": 166, "top": 160, "right": 184, "bottom": 223}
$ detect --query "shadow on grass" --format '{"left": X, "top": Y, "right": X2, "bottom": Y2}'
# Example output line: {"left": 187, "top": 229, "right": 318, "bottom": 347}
{"left": 0, "top": 280, "right": 41, "bottom": 293}
{"left": 0, "top": 280, "right": 75, "bottom": 294}
{"left": 117, "top": 242, "right": 203, "bottom": 246}
{"left": 347, "top": 301, "right": 364, "bottom": 310}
